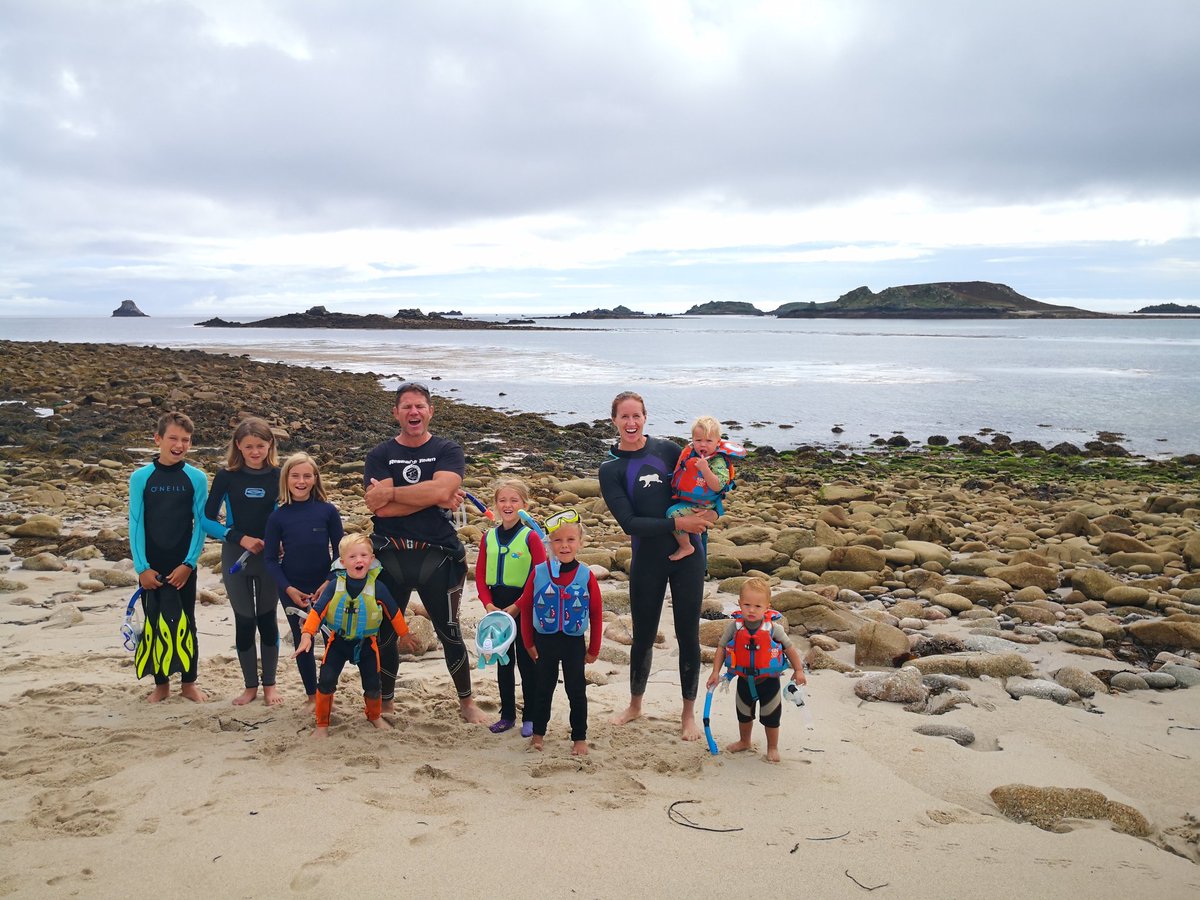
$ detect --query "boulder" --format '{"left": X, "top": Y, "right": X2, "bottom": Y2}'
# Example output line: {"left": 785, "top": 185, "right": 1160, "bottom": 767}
{"left": 818, "top": 483, "right": 875, "bottom": 504}
{"left": 11, "top": 514, "right": 62, "bottom": 538}
{"left": 827, "top": 545, "right": 886, "bottom": 572}
{"left": 853, "top": 666, "right": 928, "bottom": 703}
{"left": 894, "top": 540, "right": 952, "bottom": 567}
{"left": 722, "top": 525, "right": 780, "bottom": 546}
{"left": 909, "top": 652, "right": 1033, "bottom": 679}
{"left": 1052, "top": 666, "right": 1106, "bottom": 697}
{"left": 854, "top": 620, "right": 911, "bottom": 668}
{"left": 1070, "top": 568, "right": 1124, "bottom": 601}
{"left": 1006, "top": 678, "right": 1080, "bottom": 705}
{"left": 985, "top": 563, "right": 1060, "bottom": 592}
{"left": 1127, "top": 620, "right": 1200, "bottom": 650}
{"left": 706, "top": 555, "right": 743, "bottom": 580}
{"left": 990, "top": 785, "right": 1150, "bottom": 836}
{"left": 22, "top": 552, "right": 65, "bottom": 572}
{"left": 554, "top": 477, "right": 602, "bottom": 498}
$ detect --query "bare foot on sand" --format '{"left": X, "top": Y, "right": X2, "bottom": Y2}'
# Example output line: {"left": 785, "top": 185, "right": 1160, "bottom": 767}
{"left": 381, "top": 698, "right": 395, "bottom": 715}
{"left": 571, "top": 740, "right": 589, "bottom": 756}
{"left": 312, "top": 727, "right": 329, "bottom": 740}
{"left": 370, "top": 717, "right": 393, "bottom": 730}
{"left": 681, "top": 715, "right": 702, "bottom": 742}
{"left": 530, "top": 735, "right": 544, "bottom": 752}
{"left": 305, "top": 694, "right": 316, "bottom": 707}
{"left": 459, "top": 698, "right": 489, "bottom": 725}
{"left": 147, "top": 684, "right": 170, "bottom": 703}
{"left": 180, "top": 683, "right": 207, "bottom": 703}
{"left": 765, "top": 748, "right": 781, "bottom": 763}
{"left": 611, "top": 698, "right": 643, "bottom": 726}
{"left": 263, "top": 685, "right": 284, "bottom": 706}
{"left": 232, "top": 688, "right": 257, "bottom": 706}
{"left": 725, "top": 740, "right": 753, "bottom": 753}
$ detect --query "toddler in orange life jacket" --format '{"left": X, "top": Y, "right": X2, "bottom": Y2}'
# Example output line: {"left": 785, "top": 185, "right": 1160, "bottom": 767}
{"left": 706, "top": 578, "right": 806, "bottom": 763}
{"left": 667, "top": 415, "right": 745, "bottom": 561}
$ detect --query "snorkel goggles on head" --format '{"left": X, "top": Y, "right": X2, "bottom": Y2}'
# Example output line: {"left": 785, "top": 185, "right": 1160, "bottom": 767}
{"left": 544, "top": 508, "right": 581, "bottom": 534}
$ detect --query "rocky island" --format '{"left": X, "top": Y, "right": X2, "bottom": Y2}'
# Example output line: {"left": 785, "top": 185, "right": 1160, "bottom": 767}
{"left": 197, "top": 305, "right": 508, "bottom": 330}
{"left": 775, "top": 282, "right": 1112, "bottom": 319}
{"left": 111, "top": 300, "right": 148, "bottom": 317}
{"left": 682, "top": 301, "right": 765, "bottom": 315}
{"left": 557, "top": 305, "right": 672, "bottom": 319}
{"left": 1133, "top": 303, "right": 1200, "bottom": 315}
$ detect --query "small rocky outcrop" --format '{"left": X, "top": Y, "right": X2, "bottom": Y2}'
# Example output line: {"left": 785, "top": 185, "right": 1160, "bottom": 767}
{"left": 111, "top": 300, "right": 148, "bottom": 317}
{"left": 682, "top": 301, "right": 765, "bottom": 316}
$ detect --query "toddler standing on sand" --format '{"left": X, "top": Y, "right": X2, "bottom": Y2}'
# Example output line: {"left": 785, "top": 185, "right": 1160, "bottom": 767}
{"left": 295, "top": 534, "right": 417, "bottom": 737}
{"left": 518, "top": 510, "right": 603, "bottom": 756}
{"left": 707, "top": 578, "right": 805, "bottom": 762}
{"left": 667, "top": 415, "right": 744, "bottom": 561}
{"left": 475, "top": 479, "right": 546, "bottom": 736}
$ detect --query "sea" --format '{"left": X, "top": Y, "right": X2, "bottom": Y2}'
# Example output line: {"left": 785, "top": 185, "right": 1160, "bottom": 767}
{"left": 3, "top": 315, "right": 1198, "bottom": 457}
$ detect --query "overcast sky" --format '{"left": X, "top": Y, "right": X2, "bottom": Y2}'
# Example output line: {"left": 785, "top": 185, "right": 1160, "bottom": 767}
{"left": 2, "top": 0, "right": 1198, "bottom": 318}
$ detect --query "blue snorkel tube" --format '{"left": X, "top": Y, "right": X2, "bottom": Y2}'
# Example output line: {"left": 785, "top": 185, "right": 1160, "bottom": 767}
{"left": 228, "top": 549, "right": 252, "bottom": 574}
{"left": 703, "top": 687, "right": 719, "bottom": 756}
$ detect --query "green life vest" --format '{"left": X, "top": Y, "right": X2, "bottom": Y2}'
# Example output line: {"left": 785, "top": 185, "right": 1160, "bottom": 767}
{"left": 323, "top": 561, "right": 384, "bottom": 641}
{"left": 483, "top": 524, "right": 535, "bottom": 589}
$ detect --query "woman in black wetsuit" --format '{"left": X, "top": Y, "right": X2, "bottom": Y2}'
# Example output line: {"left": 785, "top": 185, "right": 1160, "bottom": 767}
{"left": 598, "top": 391, "right": 713, "bottom": 741}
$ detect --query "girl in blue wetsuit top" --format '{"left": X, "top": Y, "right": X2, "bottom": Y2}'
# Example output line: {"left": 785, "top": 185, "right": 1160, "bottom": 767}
{"left": 203, "top": 417, "right": 281, "bottom": 707}
{"left": 264, "top": 452, "right": 343, "bottom": 705}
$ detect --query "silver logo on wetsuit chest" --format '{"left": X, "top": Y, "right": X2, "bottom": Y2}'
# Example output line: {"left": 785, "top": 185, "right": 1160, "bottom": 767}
{"left": 638, "top": 473, "right": 662, "bottom": 487}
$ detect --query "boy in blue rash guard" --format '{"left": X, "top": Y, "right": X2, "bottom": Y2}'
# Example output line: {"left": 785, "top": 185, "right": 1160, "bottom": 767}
{"left": 202, "top": 417, "right": 281, "bottom": 706}
{"left": 128, "top": 411, "right": 209, "bottom": 703}
{"left": 599, "top": 391, "right": 713, "bottom": 741}
{"left": 263, "top": 452, "right": 343, "bottom": 704}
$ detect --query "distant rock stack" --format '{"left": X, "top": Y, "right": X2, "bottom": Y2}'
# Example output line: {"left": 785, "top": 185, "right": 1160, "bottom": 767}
{"left": 111, "top": 300, "right": 148, "bottom": 317}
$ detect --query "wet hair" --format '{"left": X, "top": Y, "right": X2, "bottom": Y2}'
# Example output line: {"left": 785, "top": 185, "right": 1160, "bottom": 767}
{"left": 610, "top": 390, "right": 646, "bottom": 419}
{"left": 225, "top": 416, "right": 279, "bottom": 470}
{"left": 339, "top": 532, "right": 373, "bottom": 557}
{"left": 740, "top": 576, "right": 772, "bottom": 605}
{"left": 549, "top": 520, "right": 586, "bottom": 541}
{"left": 394, "top": 382, "right": 433, "bottom": 405}
{"left": 492, "top": 478, "right": 530, "bottom": 505}
{"left": 156, "top": 411, "right": 194, "bottom": 437}
{"left": 277, "top": 452, "right": 328, "bottom": 505}
{"left": 692, "top": 415, "right": 722, "bottom": 440}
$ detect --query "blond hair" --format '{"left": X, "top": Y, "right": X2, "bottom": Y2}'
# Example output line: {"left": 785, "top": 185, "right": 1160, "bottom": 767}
{"left": 692, "top": 415, "right": 722, "bottom": 441}
{"left": 492, "top": 478, "right": 530, "bottom": 505}
{"left": 739, "top": 576, "right": 772, "bottom": 605}
{"left": 338, "top": 533, "right": 373, "bottom": 557}
{"left": 225, "top": 416, "right": 279, "bottom": 470}
{"left": 278, "top": 452, "right": 328, "bottom": 504}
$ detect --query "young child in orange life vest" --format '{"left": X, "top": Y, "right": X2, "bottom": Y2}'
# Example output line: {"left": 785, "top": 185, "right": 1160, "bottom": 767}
{"left": 294, "top": 534, "right": 418, "bottom": 738}
{"left": 667, "top": 415, "right": 744, "bottom": 561}
{"left": 707, "top": 578, "right": 806, "bottom": 762}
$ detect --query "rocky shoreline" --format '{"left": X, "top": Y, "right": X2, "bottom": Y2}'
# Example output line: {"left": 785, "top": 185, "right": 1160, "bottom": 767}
{"left": 2, "top": 339, "right": 1199, "bottom": 864}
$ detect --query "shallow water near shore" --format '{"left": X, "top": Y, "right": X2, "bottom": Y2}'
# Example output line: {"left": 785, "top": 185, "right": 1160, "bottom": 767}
{"left": 3, "top": 315, "right": 1198, "bottom": 455}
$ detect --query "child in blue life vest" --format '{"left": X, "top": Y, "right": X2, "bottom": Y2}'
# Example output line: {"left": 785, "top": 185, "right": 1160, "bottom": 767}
{"left": 667, "top": 415, "right": 745, "bottom": 561}
{"left": 475, "top": 479, "right": 547, "bottom": 736}
{"left": 202, "top": 417, "right": 282, "bottom": 707}
{"left": 516, "top": 510, "right": 603, "bottom": 756}
{"left": 706, "top": 577, "right": 806, "bottom": 763}
{"left": 294, "top": 534, "right": 418, "bottom": 738}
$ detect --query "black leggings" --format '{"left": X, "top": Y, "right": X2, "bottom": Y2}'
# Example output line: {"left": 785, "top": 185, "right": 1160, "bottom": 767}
{"left": 532, "top": 631, "right": 588, "bottom": 741}
{"left": 318, "top": 635, "right": 381, "bottom": 698}
{"left": 375, "top": 546, "right": 470, "bottom": 700}
{"left": 278, "top": 585, "right": 318, "bottom": 696}
{"left": 736, "top": 676, "right": 783, "bottom": 728}
{"left": 233, "top": 609, "right": 280, "bottom": 688}
{"left": 628, "top": 546, "right": 705, "bottom": 701}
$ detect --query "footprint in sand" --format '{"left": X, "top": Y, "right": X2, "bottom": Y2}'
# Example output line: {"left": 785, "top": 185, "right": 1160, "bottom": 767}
{"left": 289, "top": 849, "right": 351, "bottom": 892}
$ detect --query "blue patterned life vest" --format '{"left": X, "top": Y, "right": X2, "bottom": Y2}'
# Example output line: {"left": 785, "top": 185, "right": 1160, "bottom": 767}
{"left": 531, "top": 562, "right": 591, "bottom": 637}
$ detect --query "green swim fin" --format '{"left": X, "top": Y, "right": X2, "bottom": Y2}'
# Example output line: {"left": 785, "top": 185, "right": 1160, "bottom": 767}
{"left": 134, "top": 585, "right": 195, "bottom": 679}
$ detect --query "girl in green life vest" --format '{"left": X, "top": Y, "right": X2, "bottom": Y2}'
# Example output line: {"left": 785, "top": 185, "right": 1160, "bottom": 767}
{"left": 475, "top": 479, "right": 547, "bottom": 736}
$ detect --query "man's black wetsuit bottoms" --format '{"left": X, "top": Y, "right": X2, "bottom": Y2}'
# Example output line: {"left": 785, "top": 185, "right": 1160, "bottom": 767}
{"left": 598, "top": 436, "right": 705, "bottom": 702}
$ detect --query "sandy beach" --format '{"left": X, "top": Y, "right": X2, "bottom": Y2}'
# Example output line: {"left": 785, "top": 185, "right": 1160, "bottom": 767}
{"left": 1, "top": 340, "right": 1199, "bottom": 898}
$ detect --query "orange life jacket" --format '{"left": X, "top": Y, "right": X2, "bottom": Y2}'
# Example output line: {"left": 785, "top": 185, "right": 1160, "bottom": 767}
{"left": 725, "top": 610, "right": 788, "bottom": 681}
{"left": 671, "top": 440, "right": 746, "bottom": 514}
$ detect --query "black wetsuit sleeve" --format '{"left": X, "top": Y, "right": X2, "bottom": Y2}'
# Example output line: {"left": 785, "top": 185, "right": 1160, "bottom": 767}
{"left": 203, "top": 469, "right": 232, "bottom": 542}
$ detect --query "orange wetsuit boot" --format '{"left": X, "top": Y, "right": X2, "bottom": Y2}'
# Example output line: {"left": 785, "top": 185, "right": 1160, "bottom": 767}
{"left": 364, "top": 694, "right": 382, "bottom": 722}
{"left": 315, "top": 691, "right": 333, "bottom": 728}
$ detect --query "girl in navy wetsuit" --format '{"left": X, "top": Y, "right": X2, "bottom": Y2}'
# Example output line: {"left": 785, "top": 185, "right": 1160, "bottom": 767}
{"left": 598, "top": 391, "right": 713, "bottom": 741}
{"left": 264, "top": 452, "right": 343, "bottom": 704}
{"left": 203, "top": 418, "right": 281, "bottom": 707}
